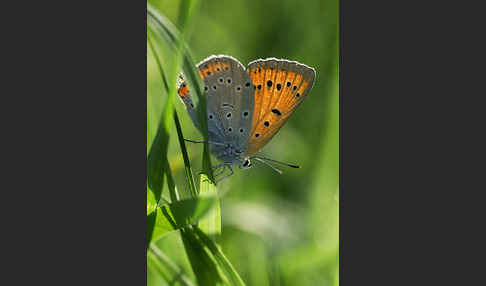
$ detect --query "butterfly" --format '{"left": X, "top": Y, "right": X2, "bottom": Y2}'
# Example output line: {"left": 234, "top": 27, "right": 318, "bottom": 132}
{"left": 177, "top": 55, "right": 316, "bottom": 181}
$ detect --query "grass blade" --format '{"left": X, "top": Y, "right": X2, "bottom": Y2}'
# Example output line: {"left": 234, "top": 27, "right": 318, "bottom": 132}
{"left": 198, "top": 174, "right": 221, "bottom": 236}
{"left": 148, "top": 30, "right": 195, "bottom": 199}
{"left": 147, "top": 32, "right": 182, "bottom": 202}
{"left": 174, "top": 111, "right": 197, "bottom": 198}
{"left": 146, "top": 116, "right": 170, "bottom": 204}
{"left": 148, "top": 3, "right": 215, "bottom": 185}
{"left": 148, "top": 2, "right": 219, "bottom": 238}
{"left": 147, "top": 254, "right": 170, "bottom": 286}
{"left": 148, "top": 194, "right": 219, "bottom": 243}
{"left": 193, "top": 225, "right": 245, "bottom": 286}
{"left": 180, "top": 228, "right": 227, "bottom": 286}
{"left": 147, "top": 32, "right": 169, "bottom": 92}
{"left": 149, "top": 244, "right": 196, "bottom": 286}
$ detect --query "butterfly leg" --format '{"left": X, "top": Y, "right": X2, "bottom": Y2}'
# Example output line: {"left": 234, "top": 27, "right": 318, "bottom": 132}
{"left": 212, "top": 164, "right": 226, "bottom": 177}
{"left": 197, "top": 164, "right": 225, "bottom": 177}
{"left": 216, "top": 164, "right": 234, "bottom": 183}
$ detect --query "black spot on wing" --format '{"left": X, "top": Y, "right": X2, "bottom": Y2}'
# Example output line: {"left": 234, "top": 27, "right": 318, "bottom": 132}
{"left": 271, "top": 109, "right": 282, "bottom": 116}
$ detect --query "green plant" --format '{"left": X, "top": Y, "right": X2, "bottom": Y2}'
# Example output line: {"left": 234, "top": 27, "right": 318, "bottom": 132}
{"left": 147, "top": 2, "right": 244, "bottom": 285}
{"left": 147, "top": 0, "right": 339, "bottom": 285}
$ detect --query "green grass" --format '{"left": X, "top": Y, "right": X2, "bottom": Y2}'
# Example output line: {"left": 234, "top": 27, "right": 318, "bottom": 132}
{"left": 147, "top": 2, "right": 237, "bottom": 285}
{"left": 147, "top": 0, "right": 339, "bottom": 285}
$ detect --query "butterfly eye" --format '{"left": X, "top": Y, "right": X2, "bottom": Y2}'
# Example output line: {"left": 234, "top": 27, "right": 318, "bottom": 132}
{"left": 245, "top": 82, "right": 251, "bottom": 87}
{"left": 227, "top": 78, "right": 232, "bottom": 84}
{"left": 218, "top": 77, "right": 224, "bottom": 84}
{"left": 204, "top": 86, "right": 208, "bottom": 92}
{"left": 236, "top": 86, "right": 241, "bottom": 92}
{"left": 276, "top": 83, "right": 282, "bottom": 91}
{"left": 213, "top": 85, "right": 217, "bottom": 90}
{"left": 226, "top": 112, "right": 232, "bottom": 118}
{"left": 295, "top": 93, "right": 300, "bottom": 98}
{"left": 293, "top": 85, "right": 297, "bottom": 91}
{"left": 255, "top": 133, "right": 260, "bottom": 138}
{"left": 242, "top": 111, "right": 249, "bottom": 117}
{"left": 267, "top": 80, "right": 272, "bottom": 88}
{"left": 239, "top": 128, "right": 244, "bottom": 133}
{"left": 208, "top": 114, "right": 214, "bottom": 119}
{"left": 243, "top": 159, "right": 250, "bottom": 167}
{"left": 287, "top": 82, "right": 291, "bottom": 87}
{"left": 264, "top": 121, "right": 270, "bottom": 127}
{"left": 228, "top": 127, "right": 232, "bottom": 132}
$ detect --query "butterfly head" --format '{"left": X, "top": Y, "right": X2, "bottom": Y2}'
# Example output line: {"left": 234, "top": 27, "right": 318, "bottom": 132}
{"left": 239, "top": 156, "right": 253, "bottom": 170}
{"left": 227, "top": 147, "right": 253, "bottom": 169}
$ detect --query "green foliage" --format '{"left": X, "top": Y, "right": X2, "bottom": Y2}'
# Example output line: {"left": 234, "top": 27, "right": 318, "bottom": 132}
{"left": 198, "top": 174, "right": 221, "bottom": 236}
{"left": 147, "top": 1, "right": 237, "bottom": 285}
{"left": 148, "top": 194, "right": 219, "bottom": 242}
{"left": 147, "top": 0, "right": 338, "bottom": 285}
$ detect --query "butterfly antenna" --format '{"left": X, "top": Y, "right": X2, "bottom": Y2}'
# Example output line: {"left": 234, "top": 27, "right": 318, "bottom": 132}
{"left": 253, "top": 154, "right": 301, "bottom": 169}
{"left": 253, "top": 158, "right": 283, "bottom": 174}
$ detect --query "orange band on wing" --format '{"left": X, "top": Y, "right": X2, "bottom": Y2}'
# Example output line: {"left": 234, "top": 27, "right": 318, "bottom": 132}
{"left": 260, "top": 67, "right": 277, "bottom": 121}
{"left": 198, "top": 60, "right": 228, "bottom": 81}
{"left": 177, "top": 84, "right": 189, "bottom": 98}
{"left": 285, "top": 80, "right": 309, "bottom": 112}
{"left": 199, "top": 63, "right": 213, "bottom": 80}
{"left": 248, "top": 65, "right": 265, "bottom": 133}
{"left": 269, "top": 68, "right": 287, "bottom": 109}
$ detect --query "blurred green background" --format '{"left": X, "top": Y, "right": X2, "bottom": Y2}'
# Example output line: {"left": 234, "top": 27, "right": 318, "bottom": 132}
{"left": 147, "top": 0, "right": 338, "bottom": 285}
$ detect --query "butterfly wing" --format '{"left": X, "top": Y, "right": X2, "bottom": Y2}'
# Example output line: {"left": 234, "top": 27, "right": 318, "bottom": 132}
{"left": 196, "top": 55, "right": 255, "bottom": 150}
{"left": 245, "top": 58, "right": 316, "bottom": 155}
{"left": 177, "top": 74, "right": 199, "bottom": 126}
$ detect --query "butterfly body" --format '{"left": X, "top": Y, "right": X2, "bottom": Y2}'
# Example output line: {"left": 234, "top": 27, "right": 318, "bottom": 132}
{"left": 178, "top": 55, "right": 315, "bottom": 178}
